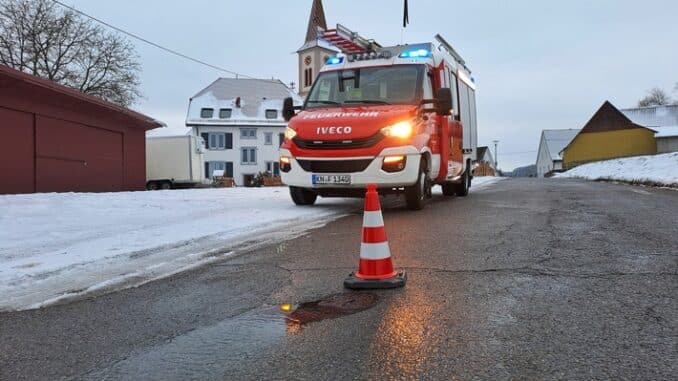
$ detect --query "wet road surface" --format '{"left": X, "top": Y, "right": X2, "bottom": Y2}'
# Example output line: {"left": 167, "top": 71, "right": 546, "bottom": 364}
{"left": 1, "top": 179, "right": 676, "bottom": 380}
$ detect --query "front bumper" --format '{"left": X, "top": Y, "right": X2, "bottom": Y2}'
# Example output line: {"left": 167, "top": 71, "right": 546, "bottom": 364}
{"left": 280, "top": 146, "right": 421, "bottom": 189}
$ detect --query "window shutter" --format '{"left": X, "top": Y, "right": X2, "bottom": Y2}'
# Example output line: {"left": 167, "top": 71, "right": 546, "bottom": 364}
{"left": 225, "top": 133, "right": 233, "bottom": 149}
{"left": 201, "top": 133, "right": 209, "bottom": 149}
{"left": 205, "top": 162, "right": 210, "bottom": 178}
{"left": 226, "top": 162, "right": 233, "bottom": 177}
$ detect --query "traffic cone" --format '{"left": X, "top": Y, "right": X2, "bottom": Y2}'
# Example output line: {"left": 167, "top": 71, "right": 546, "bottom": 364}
{"left": 344, "top": 184, "right": 406, "bottom": 289}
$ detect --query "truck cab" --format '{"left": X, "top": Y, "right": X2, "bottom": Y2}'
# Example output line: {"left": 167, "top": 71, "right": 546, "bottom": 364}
{"left": 280, "top": 38, "right": 478, "bottom": 210}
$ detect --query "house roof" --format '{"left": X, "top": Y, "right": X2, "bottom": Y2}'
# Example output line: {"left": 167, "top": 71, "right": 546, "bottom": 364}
{"left": 580, "top": 101, "right": 653, "bottom": 134}
{"left": 653, "top": 126, "right": 678, "bottom": 138}
{"left": 476, "top": 146, "right": 494, "bottom": 165}
{"left": 0, "top": 64, "right": 163, "bottom": 130}
{"left": 540, "top": 129, "right": 580, "bottom": 161}
{"left": 621, "top": 104, "right": 678, "bottom": 138}
{"left": 187, "top": 78, "right": 302, "bottom": 125}
{"left": 621, "top": 104, "right": 678, "bottom": 128}
{"left": 191, "top": 78, "right": 301, "bottom": 117}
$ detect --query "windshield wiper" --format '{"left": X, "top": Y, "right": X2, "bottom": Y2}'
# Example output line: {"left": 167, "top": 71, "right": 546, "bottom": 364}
{"left": 307, "top": 100, "right": 341, "bottom": 105}
{"left": 343, "top": 99, "right": 391, "bottom": 105}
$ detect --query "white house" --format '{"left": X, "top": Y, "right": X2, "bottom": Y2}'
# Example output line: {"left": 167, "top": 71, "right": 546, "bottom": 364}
{"left": 535, "top": 129, "right": 580, "bottom": 177}
{"left": 185, "top": 78, "right": 302, "bottom": 186}
{"left": 621, "top": 104, "right": 678, "bottom": 153}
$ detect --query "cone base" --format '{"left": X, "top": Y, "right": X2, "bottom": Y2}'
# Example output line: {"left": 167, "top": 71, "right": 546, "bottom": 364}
{"left": 344, "top": 270, "right": 407, "bottom": 289}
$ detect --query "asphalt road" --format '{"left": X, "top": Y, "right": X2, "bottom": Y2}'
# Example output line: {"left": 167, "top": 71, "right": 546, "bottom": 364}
{"left": 1, "top": 179, "right": 676, "bottom": 381}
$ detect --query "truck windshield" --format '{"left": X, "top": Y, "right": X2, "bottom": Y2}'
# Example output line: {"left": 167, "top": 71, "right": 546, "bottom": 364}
{"left": 305, "top": 65, "right": 423, "bottom": 108}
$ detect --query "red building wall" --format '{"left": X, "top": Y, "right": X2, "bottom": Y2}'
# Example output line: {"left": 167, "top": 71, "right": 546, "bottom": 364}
{"left": 0, "top": 65, "right": 161, "bottom": 194}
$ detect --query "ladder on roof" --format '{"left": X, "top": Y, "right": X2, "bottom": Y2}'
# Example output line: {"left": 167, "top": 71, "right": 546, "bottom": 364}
{"left": 318, "top": 24, "right": 381, "bottom": 54}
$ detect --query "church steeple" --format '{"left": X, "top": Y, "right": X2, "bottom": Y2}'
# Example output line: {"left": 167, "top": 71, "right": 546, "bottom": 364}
{"left": 305, "top": 0, "right": 327, "bottom": 42}
{"left": 297, "top": 0, "right": 336, "bottom": 97}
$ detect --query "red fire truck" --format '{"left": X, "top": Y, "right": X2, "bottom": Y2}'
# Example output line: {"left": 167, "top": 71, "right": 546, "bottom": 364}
{"left": 280, "top": 29, "right": 478, "bottom": 210}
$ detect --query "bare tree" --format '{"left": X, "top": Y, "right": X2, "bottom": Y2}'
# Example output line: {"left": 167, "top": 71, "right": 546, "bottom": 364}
{"left": 0, "top": 0, "right": 141, "bottom": 106}
{"left": 638, "top": 87, "right": 672, "bottom": 107}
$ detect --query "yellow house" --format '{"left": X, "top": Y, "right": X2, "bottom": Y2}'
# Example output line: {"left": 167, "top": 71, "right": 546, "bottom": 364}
{"left": 562, "top": 101, "right": 657, "bottom": 169}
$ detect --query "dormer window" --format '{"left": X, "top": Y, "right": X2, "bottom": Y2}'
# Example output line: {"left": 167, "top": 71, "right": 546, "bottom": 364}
{"left": 265, "top": 109, "right": 278, "bottom": 119}
{"left": 219, "top": 108, "right": 232, "bottom": 119}
{"left": 200, "top": 108, "right": 214, "bottom": 118}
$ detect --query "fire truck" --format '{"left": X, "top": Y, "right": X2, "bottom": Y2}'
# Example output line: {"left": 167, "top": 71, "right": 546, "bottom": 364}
{"left": 280, "top": 26, "right": 478, "bottom": 210}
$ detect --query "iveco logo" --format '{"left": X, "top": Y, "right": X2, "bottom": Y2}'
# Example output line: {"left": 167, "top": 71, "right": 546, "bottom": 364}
{"left": 316, "top": 126, "right": 352, "bottom": 134}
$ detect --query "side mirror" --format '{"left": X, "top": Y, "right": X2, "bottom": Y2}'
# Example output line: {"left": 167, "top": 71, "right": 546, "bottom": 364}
{"left": 282, "top": 97, "right": 295, "bottom": 121}
{"left": 436, "top": 88, "right": 453, "bottom": 116}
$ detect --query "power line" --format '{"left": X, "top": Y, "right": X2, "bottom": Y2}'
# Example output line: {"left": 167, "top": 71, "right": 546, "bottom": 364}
{"left": 50, "top": 0, "right": 255, "bottom": 79}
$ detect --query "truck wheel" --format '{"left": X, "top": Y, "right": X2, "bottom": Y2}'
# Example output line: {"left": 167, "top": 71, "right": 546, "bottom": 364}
{"left": 160, "top": 181, "right": 172, "bottom": 190}
{"left": 146, "top": 182, "right": 159, "bottom": 191}
{"left": 441, "top": 183, "right": 455, "bottom": 196}
{"left": 290, "top": 186, "right": 317, "bottom": 206}
{"left": 405, "top": 160, "right": 431, "bottom": 210}
{"left": 454, "top": 166, "right": 470, "bottom": 197}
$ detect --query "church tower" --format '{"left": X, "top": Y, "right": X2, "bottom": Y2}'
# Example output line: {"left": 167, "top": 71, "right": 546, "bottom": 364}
{"left": 297, "top": 0, "right": 337, "bottom": 97}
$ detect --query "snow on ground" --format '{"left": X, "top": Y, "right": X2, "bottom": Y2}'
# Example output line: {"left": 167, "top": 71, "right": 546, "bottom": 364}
{"left": 1, "top": 177, "right": 503, "bottom": 311}
{"left": 0, "top": 188, "right": 359, "bottom": 311}
{"left": 555, "top": 152, "right": 678, "bottom": 187}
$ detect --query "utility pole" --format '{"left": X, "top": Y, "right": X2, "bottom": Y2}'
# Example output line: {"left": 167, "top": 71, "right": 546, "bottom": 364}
{"left": 493, "top": 140, "right": 499, "bottom": 170}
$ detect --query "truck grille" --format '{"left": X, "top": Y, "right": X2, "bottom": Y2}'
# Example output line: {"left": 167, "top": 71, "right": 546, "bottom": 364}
{"left": 292, "top": 133, "right": 384, "bottom": 149}
{"left": 297, "top": 159, "right": 372, "bottom": 173}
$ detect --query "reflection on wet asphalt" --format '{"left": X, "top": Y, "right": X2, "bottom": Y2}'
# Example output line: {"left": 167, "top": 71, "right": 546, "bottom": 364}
{"left": 284, "top": 292, "right": 379, "bottom": 328}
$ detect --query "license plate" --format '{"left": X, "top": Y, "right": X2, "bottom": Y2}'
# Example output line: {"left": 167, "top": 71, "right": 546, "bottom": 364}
{"left": 312, "top": 174, "right": 351, "bottom": 185}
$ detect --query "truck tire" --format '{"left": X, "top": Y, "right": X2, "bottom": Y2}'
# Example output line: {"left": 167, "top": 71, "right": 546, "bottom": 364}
{"left": 160, "top": 181, "right": 172, "bottom": 190}
{"left": 405, "top": 159, "right": 431, "bottom": 210}
{"left": 146, "top": 181, "right": 159, "bottom": 191}
{"left": 290, "top": 186, "right": 317, "bottom": 206}
{"left": 441, "top": 182, "right": 455, "bottom": 196}
{"left": 454, "top": 166, "right": 470, "bottom": 197}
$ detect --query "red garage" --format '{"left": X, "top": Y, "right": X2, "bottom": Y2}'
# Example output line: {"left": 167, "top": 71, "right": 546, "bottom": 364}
{"left": 0, "top": 65, "right": 163, "bottom": 194}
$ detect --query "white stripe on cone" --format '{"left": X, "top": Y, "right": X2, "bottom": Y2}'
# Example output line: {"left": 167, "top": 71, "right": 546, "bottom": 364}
{"left": 360, "top": 242, "right": 392, "bottom": 260}
{"left": 362, "top": 210, "right": 384, "bottom": 228}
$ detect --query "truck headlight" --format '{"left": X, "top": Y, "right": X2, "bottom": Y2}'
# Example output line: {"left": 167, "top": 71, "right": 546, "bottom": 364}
{"left": 284, "top": 127, "right": 297, "bottom": 140}
{"left": 381, "top": 121, "right": 413, "bottom": 139}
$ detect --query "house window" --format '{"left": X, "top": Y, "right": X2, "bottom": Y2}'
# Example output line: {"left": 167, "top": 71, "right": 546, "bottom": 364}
{"left": 201, "top": 108, "right": 214, "bottom": 118}
{"left": 266, "top": 161, "right": 280, "bottom": 176}
{"left": 240, "top": 128, "right": 257, "bottom": 139}
{"left": 241, "top": 147, "right": 257, "bottom": 164}
{"left": 203, "top": 132, "right": 232, "bottom": 150}
{"left": 206, "top": 161, "right": 233, "bottom": 178}
{"left": 264, "top": 132, "right": 273, "bottom": 145}
{"left": 265, "top": 109, "right": 278, "bottom": 119}
{"left": 219, "top": 108, "right": 232, "bottom": 119}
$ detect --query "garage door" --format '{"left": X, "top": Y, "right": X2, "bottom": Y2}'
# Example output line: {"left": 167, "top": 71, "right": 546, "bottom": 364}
{"left": 35, "top": 116, "right": 124, "bottom": 192}
{"left": 0, "top": 107, "right": 35, "bottom": 193}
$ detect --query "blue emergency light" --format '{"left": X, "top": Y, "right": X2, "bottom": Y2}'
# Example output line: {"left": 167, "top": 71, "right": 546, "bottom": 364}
{"left": 398, "top": 49, "right": 431, "bottom": 58}
{"left": 326, "top": 56, "right": 344, "bottom": 65}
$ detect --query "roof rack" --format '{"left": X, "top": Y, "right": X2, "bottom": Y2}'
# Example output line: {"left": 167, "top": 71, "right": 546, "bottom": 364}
{"left": 319, "top": 24, "right": 381, "bottom": 54}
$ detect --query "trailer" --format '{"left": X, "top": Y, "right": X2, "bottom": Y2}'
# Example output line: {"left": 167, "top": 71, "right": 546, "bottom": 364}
{"left": 280, "top": 26, "right": 478, "bottom": 210}
{"left": 145, "top": 135, "right": 206, "bottom": 190}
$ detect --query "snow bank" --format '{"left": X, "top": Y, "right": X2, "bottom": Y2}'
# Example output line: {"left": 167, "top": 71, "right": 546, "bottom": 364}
{"left": 555, "top": 152, "right": 678, "bottom": 187}
{"left": 0, "top": 188, "right": 358, "bottom": 311}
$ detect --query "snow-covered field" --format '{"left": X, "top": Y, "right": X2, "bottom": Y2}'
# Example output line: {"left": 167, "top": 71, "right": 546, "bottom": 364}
{"left": 556, "top": 152, "right": 678, "bottom": 187}
{"left": 1, "top": 177, "right": 503, "bottom": 311}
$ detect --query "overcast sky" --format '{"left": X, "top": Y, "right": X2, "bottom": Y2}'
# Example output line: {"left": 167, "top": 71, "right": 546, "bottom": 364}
{"left": 66, "top": 0, "right": 678, "bottom": 170}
